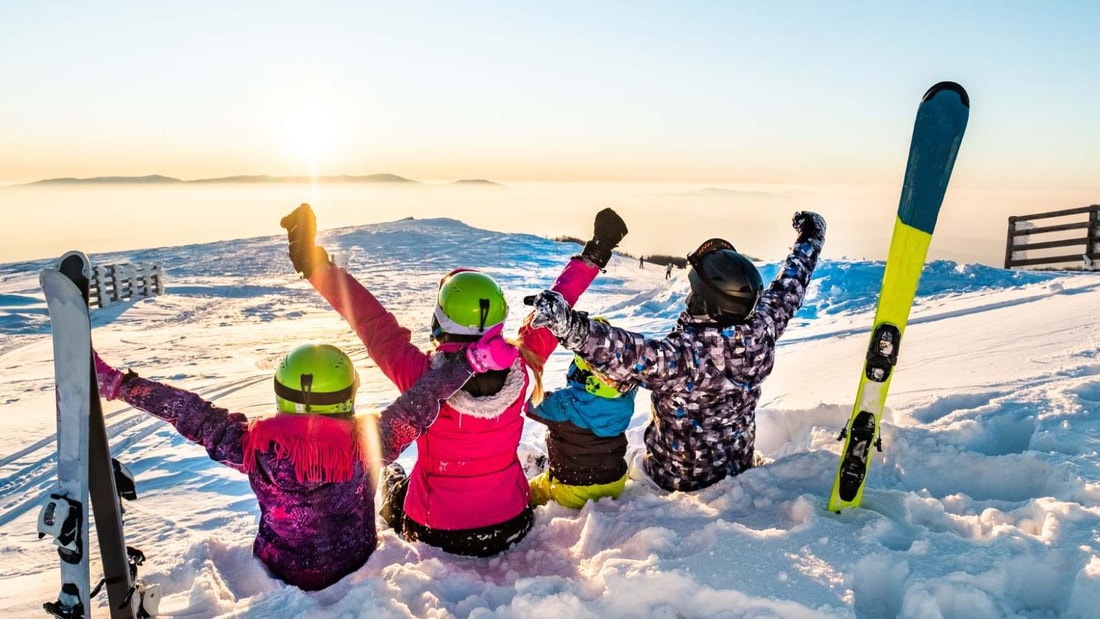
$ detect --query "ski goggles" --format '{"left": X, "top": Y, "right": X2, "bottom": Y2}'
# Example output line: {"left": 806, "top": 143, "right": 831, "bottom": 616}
{"left": 687, "top": 237, "right": 750, "bottom": 304}
{"left": 687, "top": 237, "right": 737, "bottom": 270}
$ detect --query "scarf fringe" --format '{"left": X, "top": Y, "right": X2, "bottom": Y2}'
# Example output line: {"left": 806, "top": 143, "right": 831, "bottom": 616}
{"left": 242, "top": 413, "right": 365, "bottom": 484}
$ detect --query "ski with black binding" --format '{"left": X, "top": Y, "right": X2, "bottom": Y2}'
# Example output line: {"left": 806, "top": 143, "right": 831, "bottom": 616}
{"left": 40, "top": 252, "right": 159, "bottom": 618}
{"left": 828, "top": 82, "right": 970, "bottom": 512}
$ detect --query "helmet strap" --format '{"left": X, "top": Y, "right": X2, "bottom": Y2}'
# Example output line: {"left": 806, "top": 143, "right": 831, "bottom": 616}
{"left": 478, "top": 298, "right": 490, "bottom": 331}
{"left": 300, "top": 374, "right": 313, "bottom": 412}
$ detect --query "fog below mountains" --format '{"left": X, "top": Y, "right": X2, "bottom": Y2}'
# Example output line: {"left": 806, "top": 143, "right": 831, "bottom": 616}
{"left": 2, "top": 180, "right": 1089, "bottom": 266}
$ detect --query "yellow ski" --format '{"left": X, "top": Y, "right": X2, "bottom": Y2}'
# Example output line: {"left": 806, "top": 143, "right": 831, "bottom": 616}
{"left": 828, "top": 82, "right": 970, "bottom": 512}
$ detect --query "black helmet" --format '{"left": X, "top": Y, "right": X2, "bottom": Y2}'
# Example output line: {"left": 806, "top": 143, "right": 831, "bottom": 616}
{"left": 686, "top": 238, "right": 763, "bottom": 325}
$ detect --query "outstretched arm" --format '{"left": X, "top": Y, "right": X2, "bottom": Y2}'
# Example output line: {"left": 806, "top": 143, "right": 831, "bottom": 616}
{"left": 378, "top": 356, "right": 472, "bottom": 462}
{"left": 518, "top": 257, "right": 599, "bottom": 362}
{"left": 527, "top": 292, "right": 674, "bottom": 389}
{"left": 95, "top": 352, "right": 248, "bottom": 470}
{"left": 379, "top": 326, "right": 518, "bottom": 461}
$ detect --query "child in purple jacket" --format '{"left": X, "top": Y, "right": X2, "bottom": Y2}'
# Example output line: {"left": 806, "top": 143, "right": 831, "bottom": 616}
{"left": 92, "top": 330, "right": 515, "bottom": 591}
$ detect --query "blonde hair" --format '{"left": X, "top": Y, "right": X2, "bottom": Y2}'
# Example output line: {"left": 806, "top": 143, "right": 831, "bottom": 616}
{"left": 517, "top": 340, "right": 545, "bottom": 406}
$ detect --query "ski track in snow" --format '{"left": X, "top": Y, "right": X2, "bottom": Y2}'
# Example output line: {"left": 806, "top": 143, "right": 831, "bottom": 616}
{"left": 2, "top": 218, "right": 1099, "bottom": 618}
{"left": 0, "top": 375, "right": 269, "bottom": 529}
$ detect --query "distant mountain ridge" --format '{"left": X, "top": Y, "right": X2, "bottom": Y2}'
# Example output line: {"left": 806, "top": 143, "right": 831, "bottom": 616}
{"left": 25, "top": 173, "right": 503, "bottom": 186}
{"left": 29, "top": 174, "right": 182, "bottom": 185}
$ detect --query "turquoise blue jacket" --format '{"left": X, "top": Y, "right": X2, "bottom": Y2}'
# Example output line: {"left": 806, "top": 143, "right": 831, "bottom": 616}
{"left": 529, "top": 379, "right": 636, "bottom": 438}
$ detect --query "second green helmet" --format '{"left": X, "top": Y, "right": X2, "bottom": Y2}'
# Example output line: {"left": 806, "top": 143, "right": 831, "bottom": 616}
{"left": 432, "top": 269, "right": 508, "bottom": 342}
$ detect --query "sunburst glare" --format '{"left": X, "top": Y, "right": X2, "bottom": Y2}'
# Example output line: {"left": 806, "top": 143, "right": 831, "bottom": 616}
{"left": 281, "top": 102, "right": 339, "bottom": 177}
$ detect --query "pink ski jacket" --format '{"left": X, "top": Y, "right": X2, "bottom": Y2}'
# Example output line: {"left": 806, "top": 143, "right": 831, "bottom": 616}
{"left": 309, "top": 257, "right": 596, "bottom": 530}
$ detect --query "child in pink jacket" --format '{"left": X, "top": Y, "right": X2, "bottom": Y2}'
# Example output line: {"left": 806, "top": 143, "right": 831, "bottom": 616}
{"left": 280, "top": 204, "right": 627, "bottom": 556}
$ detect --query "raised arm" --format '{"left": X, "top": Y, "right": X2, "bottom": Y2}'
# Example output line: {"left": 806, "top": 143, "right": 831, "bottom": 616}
{"left": 94, "top": 351, "right": 248, "bottom": 470}
{"left": 526, "top": 212, "right": 825, "bottom": 388}
{"left": 517, "top": 208, "right": 627, "bottom": 361}
{"left": 309, "top": 266, "right": 430, "bottom": 391}
{"left": 281, "top": 203, "right": 430, "bottom": 391}
{"left": 517, "top": 257, "right": 600, "bottom": 361}
{"left": 747, "top": 211, "right": 825, "bottom": 339}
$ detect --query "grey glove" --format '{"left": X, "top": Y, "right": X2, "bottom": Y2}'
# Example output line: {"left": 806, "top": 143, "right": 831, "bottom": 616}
{"left": 792, "top": 211, "right": 826, "bottom": 249}
{"left": 529, "top": 290, "right": 590, "bottom": 347}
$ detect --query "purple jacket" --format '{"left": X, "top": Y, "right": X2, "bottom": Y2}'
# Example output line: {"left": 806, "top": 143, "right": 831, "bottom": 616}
{"left": 110, "top": 357, "right": 474, "bottom": 590}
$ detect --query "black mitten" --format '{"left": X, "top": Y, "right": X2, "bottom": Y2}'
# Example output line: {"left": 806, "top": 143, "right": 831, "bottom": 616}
{"left": 289, "top": 245, "right": 331, "bottom": 278}
{"left": 792, "top": 211, "right": 827, "bottom": 249}
{"left": 581, "top": 208, "right": 629, "bottom": 269}
{"left": 281, "top": 203, "right": 316, "bottom": 245}
{"left": 280, "top": 203, "right": 331, "bottom": 277}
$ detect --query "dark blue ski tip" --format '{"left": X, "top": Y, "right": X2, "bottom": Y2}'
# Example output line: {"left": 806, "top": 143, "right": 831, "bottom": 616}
{"left": 922, "top": 81, "right": 969, "bottom": 108}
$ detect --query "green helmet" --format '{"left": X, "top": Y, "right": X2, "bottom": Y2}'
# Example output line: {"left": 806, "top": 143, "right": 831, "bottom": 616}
{"left": 567, "top": 318, "right": 629, "bottom": 399}
{"left": 274, "top": 344, "right": 360, "bottom": 414}
{"left": 568, "top": 355, "right": 625, "bottom": 399}
{"left": 431, "top": 269, "right": 508, "bottom": 342}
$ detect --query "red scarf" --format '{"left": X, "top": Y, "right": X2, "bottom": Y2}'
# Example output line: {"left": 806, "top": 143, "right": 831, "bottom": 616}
{"left": 241, "top": 413, "right": 366, "bottom": 484}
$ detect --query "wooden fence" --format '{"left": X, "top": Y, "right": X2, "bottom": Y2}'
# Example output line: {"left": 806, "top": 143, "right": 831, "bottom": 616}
{"left": 90, "top": 262, "right": 165, "bottom": 309}
{"left": 1004, "top": 205, "right": 1100, "bottom": 270}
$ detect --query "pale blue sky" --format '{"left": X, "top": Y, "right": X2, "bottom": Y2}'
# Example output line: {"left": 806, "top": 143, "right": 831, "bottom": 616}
{"left": 1, "top": 1, "right": 1098, "bottom": 186}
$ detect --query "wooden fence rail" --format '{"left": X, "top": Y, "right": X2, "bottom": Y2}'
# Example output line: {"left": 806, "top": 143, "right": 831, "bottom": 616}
{"left": 89, "top": 262, "right": 165, "bottom": 309}
{"left": 1004, "top": 205, "right": 1100, "bottom": 270}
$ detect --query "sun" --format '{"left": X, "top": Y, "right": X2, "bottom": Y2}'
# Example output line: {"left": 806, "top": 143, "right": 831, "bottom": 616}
{"left": 281, "top": 102, "right": 340, "bottom": 175}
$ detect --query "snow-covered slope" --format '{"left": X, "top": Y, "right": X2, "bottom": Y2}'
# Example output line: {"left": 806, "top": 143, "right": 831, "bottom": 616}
{"left": 1, "top": 218, "right": 1098, "bottom": 618}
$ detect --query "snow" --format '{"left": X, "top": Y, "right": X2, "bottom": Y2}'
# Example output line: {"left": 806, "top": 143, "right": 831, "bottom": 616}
{"left": 1, "top": 217, "right": 1098, "bottom": 618}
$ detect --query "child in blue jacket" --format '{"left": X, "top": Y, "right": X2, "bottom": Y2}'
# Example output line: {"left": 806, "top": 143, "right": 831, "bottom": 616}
{"left": 527, "top": 318, "right": 638, "bottom": 508}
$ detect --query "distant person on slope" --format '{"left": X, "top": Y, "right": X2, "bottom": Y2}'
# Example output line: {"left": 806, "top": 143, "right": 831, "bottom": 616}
{"left": 526, "top": 316, "right": 639, "bottom": 509}
{"left": 91, "top": 334, "right": 515, "bottom": 590}
{"left": 528, "top": 211, "right": 826, "bottom": 492}
{"left": 665, "top": 263, "right": 673, "bottom": 279}
{"left": 280, "top": 203, "right": 627, "bottom": 556}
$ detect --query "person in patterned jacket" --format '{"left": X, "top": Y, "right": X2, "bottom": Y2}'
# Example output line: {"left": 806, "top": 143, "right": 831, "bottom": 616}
{"left": 529, "top": 211, "right": 826, "bottom": 493}
{"left": 90, "top": 333, "right": 515, "bottom": 590}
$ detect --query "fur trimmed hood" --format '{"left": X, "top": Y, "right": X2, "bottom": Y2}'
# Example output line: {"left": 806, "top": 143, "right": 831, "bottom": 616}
{"left": 432, "top": 354, "right": 526, "bottom": 419}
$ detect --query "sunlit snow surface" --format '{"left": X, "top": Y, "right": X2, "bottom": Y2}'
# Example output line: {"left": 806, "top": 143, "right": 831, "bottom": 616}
{"left": 2, "top": 218, "right": 1098, "bottom": 618}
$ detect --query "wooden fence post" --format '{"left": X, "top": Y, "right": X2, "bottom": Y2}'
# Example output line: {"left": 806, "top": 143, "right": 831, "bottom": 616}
{"left": 1088, "top": 205, "right": 1100, "bottom": 270}
{"left": 151, "top": 264, "right": 165, "bottom": 294}
{"left": 90, "top": 265, "right": 105, "bottom": 309}
{"left": 1004, "top": 216, "right": 1017, "bottom": 269}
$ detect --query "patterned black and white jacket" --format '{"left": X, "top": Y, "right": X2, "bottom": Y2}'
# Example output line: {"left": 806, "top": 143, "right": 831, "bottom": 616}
{"left": 560, "top": 240, "right": 821, "bottom": 492}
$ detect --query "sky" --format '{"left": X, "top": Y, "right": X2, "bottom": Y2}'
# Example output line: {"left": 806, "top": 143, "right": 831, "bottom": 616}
{"left": 2, "top": 1, "right": 1099, "bottom": 189}
{"left": 1, "top": 219, "right": 1099, "bottom": 617}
